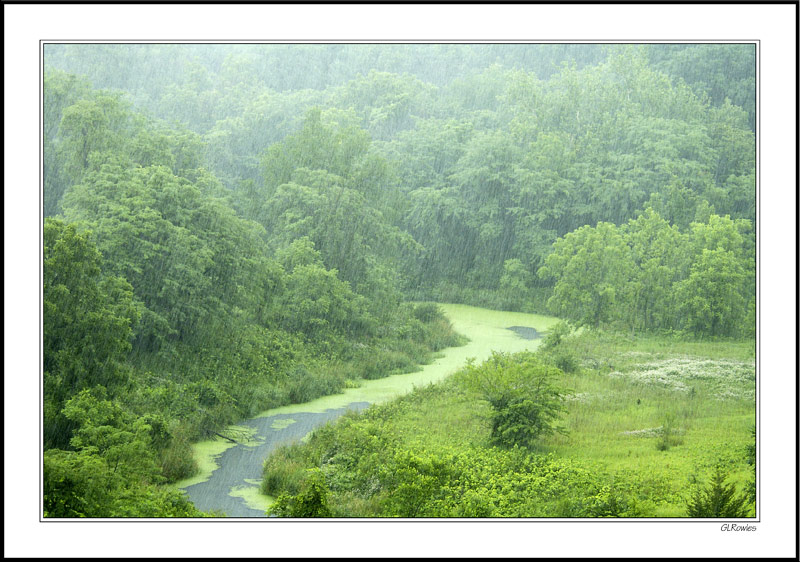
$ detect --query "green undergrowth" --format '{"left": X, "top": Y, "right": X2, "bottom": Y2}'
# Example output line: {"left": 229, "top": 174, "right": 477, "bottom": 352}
{"left": 130, "top": 302, "right": 467, "bottom": 486}
{"left": 261, "top": 330, "right": 755, "bottom": 518}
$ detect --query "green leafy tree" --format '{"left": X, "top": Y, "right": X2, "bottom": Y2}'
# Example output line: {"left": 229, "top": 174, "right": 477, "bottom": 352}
{"left": 458, "top": 352, "right": 571, "bottom": 448}
{"left": 62, "top": 389, "right": 161, "bottom": 482}
{"left": 643, "top": 179, "right": 715, "bottom": 232}
{"left": 540, "top": 321, "right": 573, "bottom": 352}
{"left": 268, "top": 468, "right": 332, "bottom": 517}
{"left": 278, "top": 261, "right": 372, "bottom": 338}
{"left": 403, "top": 185, "right": 475, "bottom": 287}
{"left": 62, "top": 163, "right": 213, "bottom": 346}
{"left": 45, "top": 388, "right": 211, "bottom": 518}
{"left": 539, "top": 222, "right": 635, "bottom": 328}
{"left": 449, "top": 129, "right": 522, "bottom": 288}
{"left": 43, "top": 69, "right": 92, "bottom": 216}
{"left": 624, "top": 208, "right": 687, "bottom": 332}
{"left": 382, "top": 450, "right": 453, "bottom": 517}
{"left": 499, "top": 258, "right": 532, "bottom": 309}
{"left": 275, "top": 236, "right": 325, "bottom": 274}
{"left": 43, "top": 448, "right": 116, "bottom": 517}
{"left": 333, "top": 69, "right": 437, "bottom": 140}
{"left": 384, "top": 118, "right": 473, "bottom": 193}
{"left": 43, "top": 219, "right": 139, "bottom": 448}
{"left": 687, "top": 213, "right": 745, "bottom": 257}
{"left": 43, "top": 447, "right": 209, "bottom": 517}
{"left": 512, "top": 130, "right": 581, "bottom": 244}
{"left": 58, "top": 93, "right": 132, "bottom": 183}
{"left": 651, "top": 43, "right": 756, "bottom": 130}
{"left": 258, "top": 164, "right": 418, "bottom": 303}
{"left": 62, "top": 161, "right": 281, "bottom": 348}
{"left": 247, "top": 108, "right": 419, "bottom": 297}
{"left": 676, "top": 248, "right": 745, "bottom": 337}
{"left": 260, "top": 107, "right": 371, "bottom": 190}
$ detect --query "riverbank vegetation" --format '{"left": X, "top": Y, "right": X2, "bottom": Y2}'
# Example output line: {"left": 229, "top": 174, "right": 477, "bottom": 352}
{"left": 42, "top": 43, "right": 754, "bottom": 517}
{"left": 44, "top": 211, "right": 462, "bottom": 515}
{"left": 263, "top": 329, "right": 755, "bottom": 517}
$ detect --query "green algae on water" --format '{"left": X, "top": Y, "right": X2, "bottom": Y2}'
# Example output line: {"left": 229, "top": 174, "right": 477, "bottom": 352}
{"left": 180, "top": 304, "right": 562, "bottom": 513}
{"left": 253, "top": 304, "right": 560, "bottom": 418}
{"left": 175, "top": 425, "right": 264, "bottom": 489}
{"left": 222, "top": 425, "right": 262, "bottom": 445}
{"left": 178, "top": 305, "right": 560, "bottom": 492}
{"left": 230, "top": 425, "right": 266, "bottom": 448}
{"left": 229, "top": 480, "right": 275, "bottom": 513}
{"left": 270, "top": 418, "right": 297, "bottom": 430}
{"left": 174, "top": 437, "right": 238, "bottom": 489}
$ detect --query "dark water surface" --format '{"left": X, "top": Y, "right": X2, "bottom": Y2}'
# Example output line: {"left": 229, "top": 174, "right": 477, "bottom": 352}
{"left": 184, "top": 402, "right": 370, "bottom": 517}
{"left": 507, "top": 326, "right": 542, "bottom": 340}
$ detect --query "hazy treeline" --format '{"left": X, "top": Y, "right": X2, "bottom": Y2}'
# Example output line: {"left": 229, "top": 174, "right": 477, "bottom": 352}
{"left": 42, "top": 43, "right": 754, "bottom": 516}
{"left": 45, "top": 43, "right": 755, "bottom": 320}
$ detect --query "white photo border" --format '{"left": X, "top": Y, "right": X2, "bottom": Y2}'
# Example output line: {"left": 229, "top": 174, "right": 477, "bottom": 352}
{"left": 5, "top": 3, "right": 796, "bottom": 558}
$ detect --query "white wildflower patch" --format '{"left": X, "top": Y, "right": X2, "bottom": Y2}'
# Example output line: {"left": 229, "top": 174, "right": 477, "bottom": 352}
{"left": 619, "top": 426, "right": 663, "bottom": 438}
{"left": 565, "top": 392, "right": 611, "bottom": 405}
{"left": 607, "top": 356, "right": 755, "bottom": 400}
{"left": 619, "top": 426, "right": 686, "bottom": 438}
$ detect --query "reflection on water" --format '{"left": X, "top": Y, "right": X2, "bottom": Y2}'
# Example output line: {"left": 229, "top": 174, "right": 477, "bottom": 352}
{"left": 507, "top": 326, "right": 543, "bottom": 340}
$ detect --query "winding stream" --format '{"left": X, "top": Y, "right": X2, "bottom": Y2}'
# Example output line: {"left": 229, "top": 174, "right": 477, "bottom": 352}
{"left": 176, "top": 303, "right": 559, "bottom": 517}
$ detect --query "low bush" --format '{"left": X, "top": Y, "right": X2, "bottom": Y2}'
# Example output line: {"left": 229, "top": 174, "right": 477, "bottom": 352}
{"left": 158, "top": 425, "right": 198, "bottom": 482}
{"left": 550, "top": 348, "right": 581, "bottom": 374}
{"left": 268, "top": 468, "right": 333, "bottom": 517}
{"left": 261, "top": 444, "right": 313, "bottom": 496}
{"left": 287, "top": 365, "right": 346, "bottom": 404}
{"left": 457, "top": 351, "right": 571, "bottom": 448}
{"left": 540, "top": 320, "right": 573, "bottom": 351}
{"left": 412, "top": 302, "right": 444, "bottom": 323}
{"left": 350, "top": 346, "right": 417, "bottom": 380}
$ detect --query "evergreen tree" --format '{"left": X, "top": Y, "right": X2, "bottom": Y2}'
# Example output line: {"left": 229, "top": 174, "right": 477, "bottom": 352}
{"left": 685, "top": 465, "right": 751, "bottom": 518}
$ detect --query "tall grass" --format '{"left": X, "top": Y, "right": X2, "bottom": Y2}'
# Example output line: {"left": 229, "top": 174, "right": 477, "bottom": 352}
{"left": 261, "top": 330, "right": 756, "bottom": 517}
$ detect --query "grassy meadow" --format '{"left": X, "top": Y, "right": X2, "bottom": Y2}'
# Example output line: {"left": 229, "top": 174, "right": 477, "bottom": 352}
{"left": 261, "top": 329, "right": 756, "bottom": 518}
{"left": 544, "top": 333, "right": 755, "bottom": 516}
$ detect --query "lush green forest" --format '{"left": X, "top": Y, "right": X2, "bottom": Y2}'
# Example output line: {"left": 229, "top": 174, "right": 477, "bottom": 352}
{"left": 42, "top": 43, "right": 755, "bottom": 518}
